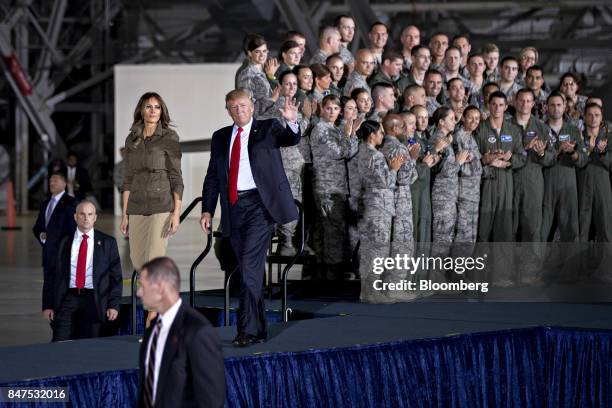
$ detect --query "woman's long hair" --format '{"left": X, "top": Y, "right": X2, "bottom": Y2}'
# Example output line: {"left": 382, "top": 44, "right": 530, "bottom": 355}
{"left": 131, "top": 92, "right": 172, "bottom": 129}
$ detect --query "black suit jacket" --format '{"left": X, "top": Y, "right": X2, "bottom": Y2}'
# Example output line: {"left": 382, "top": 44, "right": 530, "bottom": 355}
{"left": 202, "top": 118, "right": 300, "bottom": 236}
{"left": 138, "top": 302, "right": 226, "bottom": 408}
{"left": 32, "top": 193, "right": 78, "bottom": 310}
{"left": 53, "top": 229, "right": 122, "bottom": 320}
{"left": 67, "top": 166, "right": 92, "bottom": 201}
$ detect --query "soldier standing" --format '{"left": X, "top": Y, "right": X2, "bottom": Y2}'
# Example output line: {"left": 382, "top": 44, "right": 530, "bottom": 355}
{"left": 356, "top": 121, "right": 405, "bottom": 303}
{"left": 510, "top": 88, "right": 556, "bottom": 242}
{"left": 236, "top": 35, "right": 277, "bottom": 118}
{"left": 310, "top": 95, "right": 359, "bottom": 278}
{"left": 430, "top": 107, "right": 470, "bottom": 242}
{"left": 541, "top": 92, "right": 587, "bottom": 242}
{"left": 409, "top": 105, "right": 440, "bottom": 243}
{"left": 344, "top": 49, "right": 375, "bottom": 96}
{"left": 577, "top": 103, "right": 612, "bottom": 242}
{"left": 474, "top": 91, "right": 527, "bottom": 242}
{"left": 334, "top": 15, "right": 356, "bottom": 70}
{"left": 454, "top": 106, "right": 483, "bottom": 242}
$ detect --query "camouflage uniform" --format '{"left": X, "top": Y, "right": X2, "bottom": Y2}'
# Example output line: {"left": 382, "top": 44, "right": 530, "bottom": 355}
{"left": 311, "top": 89, "right": 330, "bottom": 104}
{"left": 343, "top": 71, "right": 370, "bottom": 97}
{"left": 329, "top": 83, "right": 343, "bottom": 97}
{"left": 236, "top": 63, "right": 274, "bottom": 118}
{"left": 234, "top": 58, "right": 249, "bottom": 89}
{"left": 533, "top": 89, "right": 549, "bottom": 120}
{"left": 426, "top": 97, "right": 442, "bottom": 116}
{"left": 310, "top": 121, "right": 359, "bottom": 265}
{"left": 338, "top": 45, "right": 355, "bottom": 66}
{"left": 357, "top": 142, "right": 397, "bottom": 302}
{"left": 484, "top": 68, "right": 500, "bottom": 84}
{"left": 343, "top": 121, "right": 362, "bottom": 261}
{"left": 430, "top": 129, "right": 460, "bottom": 242}
{"left": 454, "top": 127, "right": 482, "bottom": 242}
{"left": 430, "top": 62, "right": 444, "bottom": 72}
{"left": 309, "top": 49, "right": 329, "bottom": 65}
{"left": 510, "top": 115, "right": 556, "bottom": 242}
{"left": 379, "top": 135, "right": 417, "bottom": 245}
{"left": 499, "top": 81, "right": 522, "bottom": 105}
{"left": 365, "top": 110, "right": 386, "bottom": 123}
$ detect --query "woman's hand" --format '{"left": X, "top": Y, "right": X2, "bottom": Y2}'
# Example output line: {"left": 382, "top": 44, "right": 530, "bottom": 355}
{"left": 120, "top": 215, "right": 129, "bottom": 236}
{"left": 167, "top": 212, "right": 180, "bottom": 236}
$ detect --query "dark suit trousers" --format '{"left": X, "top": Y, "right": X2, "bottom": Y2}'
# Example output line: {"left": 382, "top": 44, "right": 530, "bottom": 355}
{"left": 52, "top": 290, "right": 101, "bottom": 341}
{"left": 229, "top": 190, "right": 274, "bottom": 337}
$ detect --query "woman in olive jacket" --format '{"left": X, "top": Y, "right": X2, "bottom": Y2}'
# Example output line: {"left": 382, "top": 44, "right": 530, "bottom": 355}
{"left": 120, "top": 92, "right": 183, "bottom": 273}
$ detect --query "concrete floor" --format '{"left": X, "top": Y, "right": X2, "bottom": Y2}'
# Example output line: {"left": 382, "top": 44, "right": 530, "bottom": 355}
{"left": 0, "top": 213, "right": 226, "bottom": 346}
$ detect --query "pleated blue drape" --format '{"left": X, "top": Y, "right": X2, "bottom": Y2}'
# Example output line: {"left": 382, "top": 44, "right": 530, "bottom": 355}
{"left": 1, "top": 327, "right": 611, "bottom": 408}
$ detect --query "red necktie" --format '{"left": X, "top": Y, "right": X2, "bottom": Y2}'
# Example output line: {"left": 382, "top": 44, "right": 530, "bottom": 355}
{"left": 228, "top": 127, "right": 243, "bottom": 205}
{"left": 75, "top": 233, "right": 88, "bottom": 288}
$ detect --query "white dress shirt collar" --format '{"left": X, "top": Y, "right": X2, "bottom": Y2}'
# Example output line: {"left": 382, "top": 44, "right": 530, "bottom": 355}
{"left": 148, "top": 297, "right": 182, "bottom": 403}
{"left": 70, "top": 228, "right": 95, "bottom": 289}
{"left": 51, "top": 190, "right": 65, "bottom": 202}
{"left": 159, "top": 297, "right": 182, "bottom": 329}
{"left": 233, "top": 118, "right": 253, "bottom": 136}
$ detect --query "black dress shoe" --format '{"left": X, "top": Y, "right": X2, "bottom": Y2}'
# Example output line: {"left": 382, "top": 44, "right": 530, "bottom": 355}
{"left": 232, "top": 332, "right": 265, "bottom": 347}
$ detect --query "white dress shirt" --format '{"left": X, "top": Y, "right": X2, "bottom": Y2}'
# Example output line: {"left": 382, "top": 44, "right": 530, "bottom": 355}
{"left": 145, "top": 298, "right": 182, "bottom": 403}
{"left": 229, "top": 118, "right": 299, "bottom": 191}
{"left": 67, "top": 166, "right": 76, "bottom": 197}
{"left": 69, "top": 228, "right": 94, "bottom": 289}
{"left": 229, "top": 118, "right": 257, "bottom": 191}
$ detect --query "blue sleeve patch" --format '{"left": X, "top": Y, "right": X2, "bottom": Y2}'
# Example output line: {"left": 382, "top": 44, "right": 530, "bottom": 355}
{"left": 501, "top": 134, "right": 513, "bottom": 142}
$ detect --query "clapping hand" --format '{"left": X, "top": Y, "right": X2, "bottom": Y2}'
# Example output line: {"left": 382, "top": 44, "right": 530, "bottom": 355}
{"left": 456, "top": 150, "right": 471, "bottom": 166}
{"left": 408, "top": 143, "right": 421, "bottom": 160}
{"left": 597, "top": 139, "right": 608, "bottom": 153}
{"left": 388, "top": 154, "right": 407, "bottom": 171}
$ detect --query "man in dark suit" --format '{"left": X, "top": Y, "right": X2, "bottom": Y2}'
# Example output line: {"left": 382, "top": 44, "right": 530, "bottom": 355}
{"left": 66, "top": 152, "right": 92, "bottom": 201}
{"left": 137, "top": 257, "right": 225, "bottom": 408}
{"left": 200, "top": 88, "right": 300, "bottom": 346}
{"left": 33, "top": 173, "right": 78, "bottom": 316}
{"left": 43, "top": 200, "right": 122, "bottom": 341}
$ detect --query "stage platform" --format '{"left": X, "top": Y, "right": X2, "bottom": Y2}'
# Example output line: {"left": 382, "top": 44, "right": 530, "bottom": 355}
{"left": 0, "top": 295, "right": 611, "bottom": 407}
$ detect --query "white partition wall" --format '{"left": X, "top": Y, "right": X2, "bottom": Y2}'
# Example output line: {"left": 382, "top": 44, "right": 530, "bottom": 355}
{"left": 113, "top": 63, "right": 240, "bottom": 216}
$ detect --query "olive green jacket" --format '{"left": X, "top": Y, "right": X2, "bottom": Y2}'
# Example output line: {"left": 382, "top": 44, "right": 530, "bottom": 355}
{"left": 121, "top": 122, "right": 183, "bottom": 215}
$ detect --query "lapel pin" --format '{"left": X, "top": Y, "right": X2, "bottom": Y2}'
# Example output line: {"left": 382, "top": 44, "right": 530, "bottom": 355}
{"left": 172, "top": 335, "right": 178, "bottom": 344}
{"left": 97, "top": 241, "right": 101, "bottom": 246}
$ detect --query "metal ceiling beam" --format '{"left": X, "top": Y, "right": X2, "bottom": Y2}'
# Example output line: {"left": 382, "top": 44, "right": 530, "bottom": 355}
{"left": 490, "top": 8, "right": 542, "bottom": 35}
{"left": 33, "top": 0, "right": 67, "bottom": 85}
{"left": 346, "top": 0, "right": 379, "bottom": 48}
{"left": 49, "top": 0, "right": 121, "bottom": 88}
{"left": 328, "top": 1, "right": 612, "bottom": 13}
{"left": 274, "top": 0, "right": 318, "bottom": 56}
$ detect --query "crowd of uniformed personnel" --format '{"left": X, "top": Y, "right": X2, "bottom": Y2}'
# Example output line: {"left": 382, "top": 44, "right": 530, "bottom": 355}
{"left": 232, "top": 16, "right": 611, "bottom": 302}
